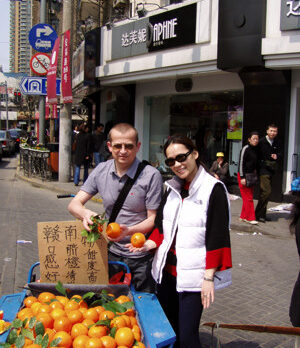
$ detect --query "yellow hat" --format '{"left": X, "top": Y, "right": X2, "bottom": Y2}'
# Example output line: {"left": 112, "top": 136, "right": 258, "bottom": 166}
{"left": 216, "top": 152, "right": 224, "bottom": 157}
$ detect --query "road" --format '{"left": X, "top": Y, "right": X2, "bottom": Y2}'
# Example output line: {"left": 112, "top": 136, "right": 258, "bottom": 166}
{"left": 0, "top": 155, "right": 299, "bottom": 347}
{"left": 0, "top": 155, "right": 100, "bottom": 296}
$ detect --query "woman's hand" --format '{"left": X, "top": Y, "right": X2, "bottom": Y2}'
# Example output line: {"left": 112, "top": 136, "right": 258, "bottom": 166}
{"left": 107, "top": 224, "right": 130, "bottom": 242}
{"left": 125, "top": 240, "right": 157, "bottom": 253}
{"left": 201, "top": 279, "right": 215, "bottom": 309}
{"left": 240, "top": 178, "right": 246, "bottom": 186}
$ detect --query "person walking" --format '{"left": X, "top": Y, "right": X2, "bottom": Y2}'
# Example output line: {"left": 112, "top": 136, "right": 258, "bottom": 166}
{"left": 255, "top": 124, "right": 280, "bottom": 222}
{"left": 73, "top": 124, "right": 92, "bottom": 186}
{"left": 68, "top": 123, "right": 163, "bottom": 292}
{"left": 237, "top": 131, "right": 259, "bottom": 225}
{"left": 92, "top": 123, "right": 105, "bottom": 166}
{"left": 127, "top": 134, "right": 232, "bottom": 347}
{"left": 210, "top": 152, "right": 230, "bottom": 186}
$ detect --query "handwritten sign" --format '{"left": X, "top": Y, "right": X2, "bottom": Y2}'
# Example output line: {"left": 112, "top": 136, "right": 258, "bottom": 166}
{"left": 37, "top": 220, "right": 108, "bottom": 285}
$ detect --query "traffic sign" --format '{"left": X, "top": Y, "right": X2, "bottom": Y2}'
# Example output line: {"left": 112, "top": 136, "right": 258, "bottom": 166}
{"left": 19, "top": 77, "right": 61, "bottom": 96}
{"left": 29, "top": 23, "right": 58, "bottom": 53}
{"left": 30, "top": 53, "right": 50, "bottom": 76}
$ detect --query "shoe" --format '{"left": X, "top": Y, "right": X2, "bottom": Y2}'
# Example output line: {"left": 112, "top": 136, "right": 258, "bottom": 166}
{"left": 74, "top": 183, "right": 78, "bottom": 186}
{"left": 246, "top": 220, "right": 259, "bottom": 225}
{"left": 265, "top": 216, "right": 272, "bottom": 222}
{"left": 257, "top": 218, "right": 265, "bottom": 223}
{"left": 239, "top": 218, "right": 247, "bottom": 222}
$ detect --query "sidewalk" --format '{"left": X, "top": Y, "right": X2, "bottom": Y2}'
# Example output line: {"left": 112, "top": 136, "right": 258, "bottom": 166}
{"left": 15, "top": 165, "right": 293, "bottom": 238}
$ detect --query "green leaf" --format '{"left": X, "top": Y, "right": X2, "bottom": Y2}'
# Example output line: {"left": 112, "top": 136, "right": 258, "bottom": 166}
{"left": 15, "top": 335, "right": 25, "bottom": 348}
{"left": 35, "top": 321, "right": 45, "bottom": 336}
{"left": 34, "top": 334, "right": 43, "bottom": 345}
{"left": 82, "top": 292, "right": 96, "bottom": 300}
{"left": 81, "top": 229, "right": 89, "bottom": 237}
{"left": 22, "top": 318, "right": 28, "bottom": 328}
{"left": 7, "top": 328, "right": 18, "bottom": 345}
{"left": 55, "top": 281, "right": 68, "bottom": 297}
{"left": 41, "top": 333, "right": 49, "bottom": 348}
{"left": 109, "top": 326, "right": 116, "bottom": 338}
{"left": 28, "top": 317, "right": 37, "bottom": 329}
{"left": 122, "top": 301, "right": 134, "bottom": 309}
{"left": 21, "top": 328, "right": 35, "bottom": 341}
{"left": 0, "top": 343, "right": 11, "bottom": 348}
{"left": 11, "top": 318, "right": 23, "bottom": 329}
{"left": 50, "top": 337, "right": 62, "bottom": 347}
{"left": 103, "top": 301, "right": 128, "bottom": 314}
{"left": 90, "top": 299, "right": 104, "bottom": 307}
{"left": 94, "top": 319, "right": 110, "bottom": 328}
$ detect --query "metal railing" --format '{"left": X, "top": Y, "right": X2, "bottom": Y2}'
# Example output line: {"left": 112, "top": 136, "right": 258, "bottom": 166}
{"left": 20, "top": 146, "right": 52, "bottom": 180}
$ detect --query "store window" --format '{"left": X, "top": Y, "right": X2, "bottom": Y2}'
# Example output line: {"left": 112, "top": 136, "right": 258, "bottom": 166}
{"left": 148, "top": 90, "right": 243, "bottom": 179}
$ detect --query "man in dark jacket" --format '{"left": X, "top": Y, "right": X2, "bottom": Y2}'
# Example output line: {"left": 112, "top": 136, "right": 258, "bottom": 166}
{"left": 255, "top": 124, "right": 280, "bottom": 222}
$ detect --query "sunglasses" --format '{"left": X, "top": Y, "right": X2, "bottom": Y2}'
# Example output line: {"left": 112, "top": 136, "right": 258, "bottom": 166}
{"left": 111, "top": 143, "right": 135, "bottom": 150}
{"left": 165, "top": 149, "right": 193, "bottom": 167}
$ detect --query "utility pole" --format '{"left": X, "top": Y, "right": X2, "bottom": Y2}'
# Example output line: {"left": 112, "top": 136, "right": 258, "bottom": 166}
{"left": 39, "top": 0, "right": 47, "bottom": 145}
{"left": 59, "top": 0, "right": 73, "bottom": 182}
{"left": 4, "top": 82, "right": 8, "bottom": 130}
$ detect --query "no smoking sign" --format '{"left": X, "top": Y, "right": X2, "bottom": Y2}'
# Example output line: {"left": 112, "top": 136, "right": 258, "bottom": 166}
{"left": 30, "top": 53, "right": 51, "bottom": 76}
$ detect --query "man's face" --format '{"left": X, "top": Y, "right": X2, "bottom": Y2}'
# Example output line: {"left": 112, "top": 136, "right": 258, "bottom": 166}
{"left": 267, "top": 127, "right": 278, "bottom": 140}
{"left": 107, "top": 129, "right": 141, "bottom": 168}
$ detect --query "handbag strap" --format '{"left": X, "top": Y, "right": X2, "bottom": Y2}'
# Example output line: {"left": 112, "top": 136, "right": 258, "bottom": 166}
{"left": 108, "top": 160, "right": 149, "bottom": 224}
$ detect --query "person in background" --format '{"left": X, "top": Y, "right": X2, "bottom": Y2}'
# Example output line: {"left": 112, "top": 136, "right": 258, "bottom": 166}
{"left": 73, "top": 124, "right": 92, "bottom": 186}
{"left": 237, "top": 131, "right": 259, "bottom": 225}
{"left": 255, "top": 124, "right": 280, "bottom": 223}
{"left": 289, "top": 193, "right": 300, "bottom": 327}
{"left": 210, "top": 152, "right": 230, "bottom": 186}
{"left": 127, "top": 134, "right": 232, "bottom": 348}
{"left": 92, "top": 123, "right": 105, "bottom": 167}
{"left": 68, "top": 123, "right": 163, "bottom": 292}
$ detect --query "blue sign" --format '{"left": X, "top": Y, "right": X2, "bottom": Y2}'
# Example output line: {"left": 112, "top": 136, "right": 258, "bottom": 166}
{"left": 29, "top": 23, "right": 58, "bottom": 53}
{"left": 20, "top": 77, "right": 61, "bottom": 96}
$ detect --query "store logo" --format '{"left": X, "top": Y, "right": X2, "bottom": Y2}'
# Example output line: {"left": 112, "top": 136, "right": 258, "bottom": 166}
{"left": 147, "top": 18, "right": 178, "bottom": 48}
{"left": 286, "top": 0, "right": 300, "bottom": 16}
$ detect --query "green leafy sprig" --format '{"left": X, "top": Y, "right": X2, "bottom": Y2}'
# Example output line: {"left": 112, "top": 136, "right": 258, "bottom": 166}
{"left": 81, "top": 213, "right": 108, "bottom": 242}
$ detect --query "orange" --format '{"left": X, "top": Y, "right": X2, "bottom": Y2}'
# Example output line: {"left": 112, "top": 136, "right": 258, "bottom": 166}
{"left": 67, "top": 309, "right": 83, "bottom": 324}
{"left": 49, "top": 301, "right": 64, "bottom": 310}
{"left": 31, "top": 302, "right": 42, "bottom": 316}
{"left": 56, "top": 296, "right": 69, "bottom": 307}
{"left": 114, "top": 327, "right": 134, "bottom": 347}
{"left": 26, "top": 345, "right": 42, "bottom": 348}
{"left": 82, "top": 318, "right": 95, "bottom": 328}
{"left": 38, "top": 292, "right": 56, "bottom": 304}
{"left": 106, "top": 222, "right": 121, "bottom": 239}
{"left": 44, "top": 328, "right": 56, "bottom": 342}
{"left": 83, "top": 308, "right": 99, "bottom": 322}
{"left": 65, "top": 299, "right": 80, "bottom": 312}
{"left": 53, "top": 331, "right": 72, "bottom": 348}
{"left": 129, "top": 316, "right": 137, "bottom": 327}
{"left": 86, "top": 337, "right": 104, "bottom": 348}
{"left": 114, "top": 295, "right": 131, "bottom": 304}
{"left": 98, "top": 311, "right": 115, "bottom": 321}
{"left": 94, "top": 306, "right": 105, "bottom": 315}
{"left": 71, "top": 323, "right": 88, "bottom": 339}
{"left": 130, "top": 233, "right": 145, "bottom": 248}
{"left": 53, "top": 316, "right": 72, "bottom": 333}
{"left": 119, "top": 315, "right": 131, "bottom": 328}
{"left": 100, "top": 336, "right": 117, "bottom": 348}
{"left": 88, "top": 325, "right": 107, "bottom": 338}
{"left": 38, "top": 304, "right": 51, "bottom": 314}
{"left": 73, "top": 335, "right": 90, "bottom": 348}
{"left": 132, "top": 324, "right": 141, "bottom": 341}
{"left": 134, "top": 343, "right": 146, "bottom": 348}
{"left": 50, "top": 308, "right": 66, "bottom": 321}
{"left": 79, "top": 307, "right": 88, "bottom": 316}
{"left": 79, "top": 300, "right": 89, "bottom": 309}
{"left": 36, "top": 312, "right": 54, "bottom": 329}
{"left": 110, "top": 316, "right": 127, "bottom": 329}
{"left": 71, "top": 294, "right": 83, "bottom": 301}
{"left": 17, "top": 308, "right": 34, "bottom": 321}
{"left": 24, "top": 296, "right": 38, "bottom": 308}
{"left": 23, "top": 338, "right": 33, "bottom": 347}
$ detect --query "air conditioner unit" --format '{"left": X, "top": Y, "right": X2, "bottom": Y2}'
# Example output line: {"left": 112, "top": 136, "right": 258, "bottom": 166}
{"left": 113, "top": 0, "right": 128, "bottom": 8}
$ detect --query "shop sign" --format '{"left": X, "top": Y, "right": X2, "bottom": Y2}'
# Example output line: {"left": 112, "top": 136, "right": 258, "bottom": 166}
{"left": 280, "top": 0, "right": 300, "bottom": 30}
{"left": 61, "top": 30, "right": 73, "bottom": 103}
{"left": 111, "top": 3, "right": 197, "bottom": 60}
{"left": 47, "top": 37, "right": 60, "bottom": 104}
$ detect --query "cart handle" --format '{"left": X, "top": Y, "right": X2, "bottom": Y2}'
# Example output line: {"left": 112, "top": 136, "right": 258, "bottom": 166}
{"left": 27, "top": 262, "right": 40, "bottom": 284}
{"left": 57, "top": 194, "right": 75, "bottom": 198}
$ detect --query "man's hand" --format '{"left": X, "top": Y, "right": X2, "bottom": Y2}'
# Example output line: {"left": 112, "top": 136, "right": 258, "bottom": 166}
{"left": 106, "top": 224, "right": 130, "bottom": 242}
{"left": 82, "top": 209, "right": 98, "bottom": 231}
{"left": 126, "top": 239, "right": 157, "bottom": 253}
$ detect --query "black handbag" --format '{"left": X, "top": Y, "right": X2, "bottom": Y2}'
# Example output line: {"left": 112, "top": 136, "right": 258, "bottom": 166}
{"left": 245, "top": 172, "right": 258, "bottom": 187}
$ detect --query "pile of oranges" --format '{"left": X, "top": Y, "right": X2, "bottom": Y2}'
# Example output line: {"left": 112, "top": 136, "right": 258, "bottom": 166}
{"left": 6, "top": 291, "right": 145, "bottom": 348}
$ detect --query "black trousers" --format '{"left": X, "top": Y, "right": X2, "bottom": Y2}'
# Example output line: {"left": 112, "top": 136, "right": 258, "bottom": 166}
{"left": 108, "top": 251, "right": 155, "bottom": 293}
{"left": 157, "top": 272, "right": 203, "bottom": 348}
{"left": 255, "top": 174, "right": 273, "bottom": 219}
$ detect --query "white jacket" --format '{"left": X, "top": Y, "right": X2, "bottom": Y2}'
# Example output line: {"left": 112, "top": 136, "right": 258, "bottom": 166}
{"left": 151, "top": 166, "right": 231, "bottom": 292}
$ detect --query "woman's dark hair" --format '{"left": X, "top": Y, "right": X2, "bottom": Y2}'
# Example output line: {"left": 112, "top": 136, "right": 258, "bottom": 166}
{"left": 248, "top": 131, "right": 259, "bottom": 139}
{"left": 290, "top": 196, "right": 300, "bottom": 234}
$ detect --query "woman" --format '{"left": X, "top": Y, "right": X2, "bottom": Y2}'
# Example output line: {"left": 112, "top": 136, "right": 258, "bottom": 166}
{"left": 74, "top": 124, "right": 92, "bottom": 186}
{"left": 237, "top": 131, "right": 259, "bottom": 225}
{"left": 127, "top": 134, "right": 232, "bottom": 348}
{"left": 289, "top": 194, "right": 300, "bottom": 327}
{"left": 210, "top": 152, "right": 230, "bottom": 186}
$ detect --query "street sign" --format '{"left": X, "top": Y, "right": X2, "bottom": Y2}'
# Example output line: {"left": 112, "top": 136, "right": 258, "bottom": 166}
{"left": 29, "top": 23, "right": 58, "bottom": 53}
{"left": 30, "top": 53, "right": 51, "bottom": 76}
{"left": 19, "top": 77, "right": 61, "bottom": 96}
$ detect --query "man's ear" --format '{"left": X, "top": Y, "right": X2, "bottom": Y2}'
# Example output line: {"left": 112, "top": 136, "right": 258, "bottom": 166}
{"left": 107, "top": 141, "right": 113, "bottom": 153}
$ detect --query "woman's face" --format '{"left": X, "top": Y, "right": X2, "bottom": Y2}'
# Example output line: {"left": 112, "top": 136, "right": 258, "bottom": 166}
{"left": 248, "top": 134, "right": 259, "bottom": 146}
{"left": 165, "top": 143, "right": 199, "bottom": 182}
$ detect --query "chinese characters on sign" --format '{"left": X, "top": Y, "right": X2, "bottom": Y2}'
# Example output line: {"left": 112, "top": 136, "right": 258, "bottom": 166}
{"left": 38, "top": 221, "right": 108, "bottom": 284}
{"left": 62, "top": 30, "right": 73, "bottom": 103}
{"left": 47, "top": 37, "right": 60, "bottom": 104}
{"left": 286, "top": 1, "right": 300, "bottom": 16}
{"left": 121, "top": 28, "right": 147, "bottom": 47}
{"left": 281, "top": 0, "right": 300, "bottom": 30}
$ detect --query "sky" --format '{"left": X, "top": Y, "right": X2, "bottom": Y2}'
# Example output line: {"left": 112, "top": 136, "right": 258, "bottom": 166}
{"left": 0, "top": 0, "right": 10, "bottom": 72}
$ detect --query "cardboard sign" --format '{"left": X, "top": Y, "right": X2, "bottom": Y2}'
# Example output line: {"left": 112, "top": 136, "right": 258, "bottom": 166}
{"left": 37, "top": 220, "right": 108, "bottom": 285}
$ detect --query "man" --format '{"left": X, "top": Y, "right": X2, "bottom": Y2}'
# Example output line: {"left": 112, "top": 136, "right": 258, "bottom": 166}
{"left": 255, "top": 124, "right": 280, "bottom": 223}
{"left": 209, "top": 152, "right": 230, "bottom": 186}
{"left": 92, "top": 123, "right": 105, "bottom": 166}
{"left": 68, "top": 123, "right": 163, "bottom": 292}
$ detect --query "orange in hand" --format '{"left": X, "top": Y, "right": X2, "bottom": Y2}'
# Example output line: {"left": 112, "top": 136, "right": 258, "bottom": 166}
{"left": 131, "top": 233, "right": 145, "bottom": 248}
{"left": 106, "top": 223, "right": 121, "bottom": 239}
